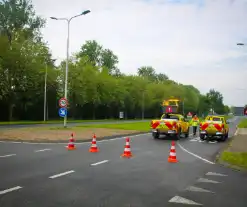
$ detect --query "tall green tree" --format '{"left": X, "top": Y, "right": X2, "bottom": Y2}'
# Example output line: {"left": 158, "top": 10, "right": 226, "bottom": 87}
{"left": 206, "top": 89, "right": 225, "bottom": 114}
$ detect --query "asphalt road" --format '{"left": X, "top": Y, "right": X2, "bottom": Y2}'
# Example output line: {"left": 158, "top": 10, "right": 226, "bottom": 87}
{"left": 0, "top": 116, "right": 246, "bottom": 206}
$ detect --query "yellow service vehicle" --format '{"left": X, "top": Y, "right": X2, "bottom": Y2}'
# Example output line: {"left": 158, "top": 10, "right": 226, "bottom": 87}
{"left": 151, "top": 113, "right": 190, "bottom": 140}
{"left": 151, "top": 98, "right": 190, "bottom": 140}
{"left": 199, "top": 115, "right": 229, "bottom": 141}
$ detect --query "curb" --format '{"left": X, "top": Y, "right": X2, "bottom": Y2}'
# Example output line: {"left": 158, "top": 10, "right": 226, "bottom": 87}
{"left": 216, "top": 158, "right": 247, "bottom": 173}
{"left": 0, "top": 132, "right": 149, "bottom": 144}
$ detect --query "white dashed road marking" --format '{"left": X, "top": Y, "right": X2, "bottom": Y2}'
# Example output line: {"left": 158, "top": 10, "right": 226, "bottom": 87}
{"left": 177, "top": 142, "right": 215, "bottom": 164}
{"left": 206, "top": 172, "right": 228, "bottom": 176}
{"left": 0, "top": 186, "right": 22, "bottom": 195}
{"left": 186, "top": 186, "right": 214, "bottom": 193}
{"left": 169, "top": 196, "right": 202, "bottom": 205}
{"left": 0, "top": 154, "right": 16, "bottom": 158}
{"left": 49, "top": 170, "right": 75, "bottom": 179}
{"left": 91, "top": 160, "right": 109, "bottom": 166}
{"left": 34, "top": 149, "right": 51, "bottom": 152}
{"left": 197, "top": 178, "right": 221, "bottom": 184}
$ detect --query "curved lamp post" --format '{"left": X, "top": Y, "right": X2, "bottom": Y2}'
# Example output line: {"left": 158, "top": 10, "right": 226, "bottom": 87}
{"left": 50, "top": 10, "right": 91, "bottom": 127}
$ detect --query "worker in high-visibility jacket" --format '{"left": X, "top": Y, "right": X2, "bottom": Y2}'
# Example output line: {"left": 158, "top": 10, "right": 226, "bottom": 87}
{"left": 190, "top": 114, "right": 200, "bottom": 136}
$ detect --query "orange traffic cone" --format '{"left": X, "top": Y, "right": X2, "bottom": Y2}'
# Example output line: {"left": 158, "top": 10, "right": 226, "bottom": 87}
{"left": 89, "top": 133, "right": 99, "bottom": 153}
{"left": 168, "top": 141, "right": 178, "bottom": 163}
{"left": 121, "top": 137, "right": 133, "bottom": 158}
{"left": 67, "top": 133, "right": 76, "bottom": 150}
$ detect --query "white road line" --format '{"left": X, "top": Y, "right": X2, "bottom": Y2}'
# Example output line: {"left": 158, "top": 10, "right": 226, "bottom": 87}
{"left": 0, "top": 154, "right": 16, "bottom": 158}
{"left": 49, "top": 170, "right": 75, "bottom": 179}
{"left": 206, "top": 172, "right": 228, "bottom": 176}
{"left": 186, "top": 186, "right": 214, "bottom": 193}
{"left": 169, "top": 196, "right": 202, "bottom": 205}
{"left": 0, "top": 186, "right": 22, "bottom": 195}
{"left": 177, "top": 142, "right": 215, "bottom": 165}
{"left": 197, "top": 178, "right": 221, "bottom": 183}
{"left": 91, "top": 160, "right": 109, "bottom": 166}
{"left": 0, "top": 133, "right": 150, "bottom": 145}
{"left": 34, "top": 148, "right": 51, "bottom": 152}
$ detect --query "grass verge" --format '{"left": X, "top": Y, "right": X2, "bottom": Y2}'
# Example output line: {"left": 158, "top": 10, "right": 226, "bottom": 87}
{"left": 238, "top": 118, "right": 247, "bottom": 128}
{"left": 0, "top": 119, "right": 150, "bottom": 126}
{"left": 217, "top": 134, "right": 247, "bottom": 170}
{"left": 219, "top": 151, "right": 247, "bottom": 170}
{"left": 76, "top": 122, "right": 150, "bottom": 132}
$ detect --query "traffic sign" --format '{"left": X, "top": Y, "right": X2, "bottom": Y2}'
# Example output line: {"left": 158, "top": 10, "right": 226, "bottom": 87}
{"left": 59, "top": 107, "right": 67, "bottom": 117}
{"left": 166, "top": 106, "right": 172, "bottom": 113}
{"left": 59, "top": 98, "right": 68, "bottom": 108}
{"left": 187, "top": 112, "right": 192, "bottom": 116}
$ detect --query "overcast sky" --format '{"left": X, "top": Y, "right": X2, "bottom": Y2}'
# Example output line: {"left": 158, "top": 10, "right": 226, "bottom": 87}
{"left": 32, "top": 0, "right": 247, "bottom": 106}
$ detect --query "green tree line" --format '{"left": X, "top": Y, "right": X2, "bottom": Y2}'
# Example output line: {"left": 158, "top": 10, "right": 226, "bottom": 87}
{"left": 0, "top": 0, "right": 229, "bottom": 121}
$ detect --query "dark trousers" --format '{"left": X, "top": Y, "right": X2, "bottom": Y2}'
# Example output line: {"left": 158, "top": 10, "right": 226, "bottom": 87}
{"left": 193, "top": 126, "right": 197, "bottom": 135}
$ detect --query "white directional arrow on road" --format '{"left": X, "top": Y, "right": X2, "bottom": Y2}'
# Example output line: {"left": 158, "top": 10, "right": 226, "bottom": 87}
{"left": 169, "top": 196, "right": 202, "bottom": 205}
{"left": 206, "top": 172, "right": 228, "bottom": 176}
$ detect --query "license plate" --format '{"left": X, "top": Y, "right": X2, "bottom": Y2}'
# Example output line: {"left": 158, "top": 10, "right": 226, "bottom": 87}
{"left": 168, "top": 130, "right": 175, "bottom": 133}
{"left": 216, "top": 132, "right": 222, "bottom": 135}
{"left": 200, "top": 131, "right": 206, "bottom": 134}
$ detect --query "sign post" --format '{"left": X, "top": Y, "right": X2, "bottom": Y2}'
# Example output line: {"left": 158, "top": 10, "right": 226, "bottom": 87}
{"left": 59, "top": 108, "right": 67, "bottom": 117}
{"left": 59, "top": 98, "right": 68, "bottom": 108}
{"left": 119, "top": 111, "right": 124, "bottom": 119}
{"left": 187, "top": 112, "right": 192, "bottom": 118}
{"left": 58, "top": 98, "right": 68, "bottom": 125}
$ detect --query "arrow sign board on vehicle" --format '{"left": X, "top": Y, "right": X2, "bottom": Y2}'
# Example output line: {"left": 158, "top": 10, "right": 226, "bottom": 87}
{"left": 166, "top": 106, "right": 173, "bottom": 113}
{"left": 59, "top": 98, "right": 68, "bottom": 108}
{"left": 59, "top": 108, "right": 67, "bottom": 117}
{"left": 187, "top": 112, "right": 192, "bottom": 117}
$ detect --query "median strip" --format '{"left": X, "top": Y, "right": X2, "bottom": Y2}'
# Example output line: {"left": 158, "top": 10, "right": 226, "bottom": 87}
{"left": 0, "top": 121, "right": 149, "bottom": 143}
{"left": 49, "top": 170, "right": 75, "bottom": 179}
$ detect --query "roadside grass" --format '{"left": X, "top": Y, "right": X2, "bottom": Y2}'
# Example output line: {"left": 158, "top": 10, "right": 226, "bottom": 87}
{"left": 220, "top": 151, "right": 247, "bottom": 170}
{"left": 0, "top": 119, "right": 150, "bottom": 126}
{"left": 238, "top": 118, "right": 247, "bottom": 128}
{"left": 76, "top": 122, "right": 150, "bottom": 132}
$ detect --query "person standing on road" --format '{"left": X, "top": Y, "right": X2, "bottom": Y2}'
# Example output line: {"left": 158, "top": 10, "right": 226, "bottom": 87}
{"left": 191, "top": 114, "right": 200, "bottom": 136}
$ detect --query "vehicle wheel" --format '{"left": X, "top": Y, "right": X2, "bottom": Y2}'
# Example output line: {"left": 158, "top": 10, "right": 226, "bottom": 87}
{"left": 200, "top": 134, "right": 205, "bottom": 140}
{"left": 176, "top": 129, "right": 181, "bottom": 140}
{"left": 152, "top": 131, "right": 160, "bottom": 139}
{"left": 184, "top": 128, "right": 189, "bottom": 138}
{"left": 220, "top": 133, "right": 228, "bottom": 142}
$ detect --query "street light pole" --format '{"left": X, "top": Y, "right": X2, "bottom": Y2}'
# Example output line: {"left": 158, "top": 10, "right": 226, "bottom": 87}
{"left": 44, "top": 63, "right": 48, "bottom": 122}
{"left": 142, "top": 91, "right": 145, "bottom": 120}
{"left": 50, "top": 10, "right": 91, "bottom": 128}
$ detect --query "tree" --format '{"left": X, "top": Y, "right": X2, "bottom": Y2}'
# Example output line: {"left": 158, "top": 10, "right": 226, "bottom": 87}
{"left": 206, "top": 89, "right": 225, "bottom": 114}
{"left": 77, "top": 40, "right": 102, "bottom": 67}
{"left": 100, "top": 48, "right": 119, "bottom": 76}
{"left": 0, "top": 0, "right": 45, "bottom": 44}
{"left": 156, "top": 73, "right": 169, "bottom": 82}
{"left": 137, "top": 66, "right": 156, "bottom": 81}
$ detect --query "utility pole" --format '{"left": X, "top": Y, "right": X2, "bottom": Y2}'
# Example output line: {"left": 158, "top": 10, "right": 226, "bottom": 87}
{"left": 44, "top": 63, "right": 48, "bottom": 121}
{"left": 44, "top": 59, "right": 56, "bottom": 122}
{"left": 142, "top": 91, "right": 145, "bottom": 120}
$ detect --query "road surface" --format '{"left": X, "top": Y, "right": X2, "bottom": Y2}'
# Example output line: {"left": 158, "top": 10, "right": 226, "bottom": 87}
{"left": 0, "top": 116, "right": 246, "bottom": 206}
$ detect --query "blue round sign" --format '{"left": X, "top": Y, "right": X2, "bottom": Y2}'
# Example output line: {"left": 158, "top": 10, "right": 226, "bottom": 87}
{"left": 59, "top": 108, "right": 67, "bottom": 117}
